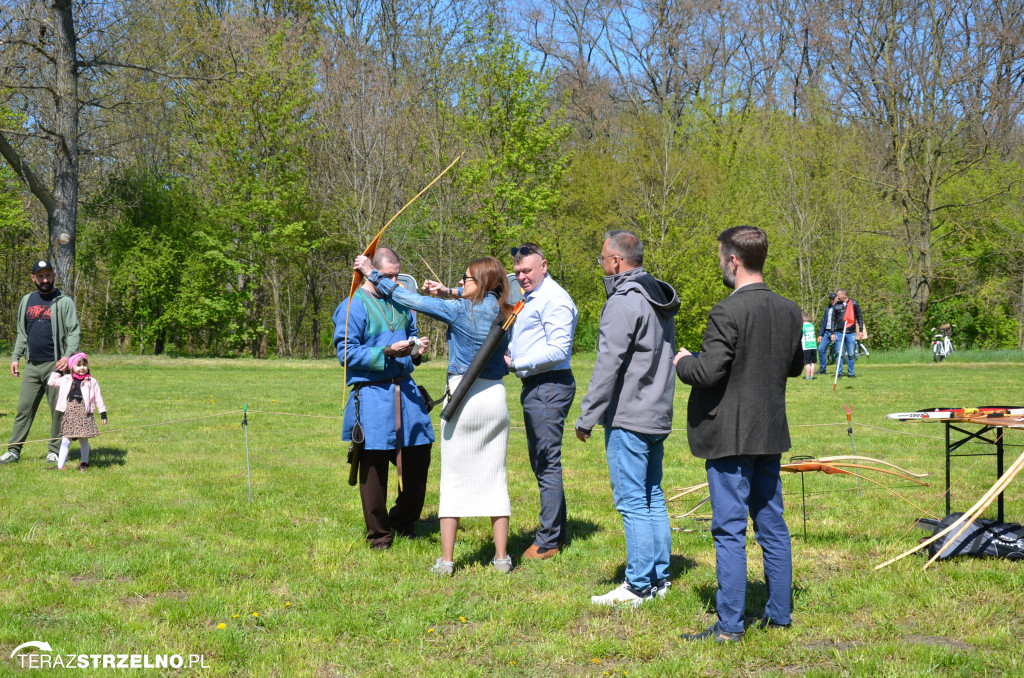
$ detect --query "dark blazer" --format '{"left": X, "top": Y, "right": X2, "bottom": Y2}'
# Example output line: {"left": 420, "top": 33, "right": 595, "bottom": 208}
{"left": 675, "top": 282, "right": 804, "bottom": 460}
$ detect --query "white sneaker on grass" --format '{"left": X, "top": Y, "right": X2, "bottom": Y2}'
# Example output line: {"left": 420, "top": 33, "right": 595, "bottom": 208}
{"left": 0, "top": 451, "right": 20, "bottom": 464}
{"left": 46, "top": 452, "right": 58, "bottom": 464}
{"left": 430, "top": 558, "right": 454, "bottom": 576}
{"left": 590, "top": 583, "right": 652, "bottom": 607}
{"left": 491, "top": 556, "right": 513, "bottom": 574}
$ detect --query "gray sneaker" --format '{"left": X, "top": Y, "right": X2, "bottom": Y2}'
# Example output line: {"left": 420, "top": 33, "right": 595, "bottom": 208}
{"left": 491, "top": 556, "right": 513, "bottom": 574}
{"left": 430, "top": 557, "right": 454, "bottom": 576}
{"left": 0, "top": 451, "right": 20, "bottom": 465}
{"left": 46, "top": 452, "right": 58, "bottom": 464}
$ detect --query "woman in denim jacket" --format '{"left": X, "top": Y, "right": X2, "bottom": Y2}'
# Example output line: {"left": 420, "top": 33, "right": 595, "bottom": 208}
{"left": 354, "top": 255, "right": 515, "bottom": 575}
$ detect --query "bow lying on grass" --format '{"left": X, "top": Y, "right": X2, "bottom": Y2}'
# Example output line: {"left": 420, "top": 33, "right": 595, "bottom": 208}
{"left": 667, "top": 458, "right": 935, "bottom": 518}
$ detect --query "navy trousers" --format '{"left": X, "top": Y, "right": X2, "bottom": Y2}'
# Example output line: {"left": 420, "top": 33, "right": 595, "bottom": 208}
{"left": 520, "top": 370, "right": 575, "bottom": 549}
{"left": 705, "top": 454, "right": 792, "bottom": 633}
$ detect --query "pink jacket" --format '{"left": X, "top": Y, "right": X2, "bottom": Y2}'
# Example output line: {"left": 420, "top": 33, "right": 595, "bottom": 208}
{"left": 47, "top": 372, "right": 107, "bottom": 416}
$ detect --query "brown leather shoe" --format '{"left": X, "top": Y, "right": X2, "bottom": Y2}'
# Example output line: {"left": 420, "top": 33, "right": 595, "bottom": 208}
{"left": 522, "top": 544, "right": 559, "bottom": 560}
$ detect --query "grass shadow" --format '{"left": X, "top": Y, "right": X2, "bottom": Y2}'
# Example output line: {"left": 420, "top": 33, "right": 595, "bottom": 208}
{"left": 415, "top": 514, "right": 440, "bottom": 538}
{"left": 506, "top": 517, "right": 602, "bottom": 555}
{"left": 84, "top": 446, "right": 128, "bottom": 468}
{"left": 460, "top": 526, "right": 535, "bottom": 567}
{"left": 693, "top": 581, "right": 804, "bottom": 618}
{"left": 608, "top": 553, "right": 698, "bottom": 585}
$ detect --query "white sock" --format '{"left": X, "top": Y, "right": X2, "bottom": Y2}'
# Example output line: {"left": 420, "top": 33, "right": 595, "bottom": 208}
{"left": 57, "top": 438, "right": 71, "bottom": 469}
{"left": 80, "top": 439, "right": 90, "bottom": 465}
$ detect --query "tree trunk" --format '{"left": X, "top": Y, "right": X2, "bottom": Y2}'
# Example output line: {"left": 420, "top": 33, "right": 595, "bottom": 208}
{"left": 50, "top": 0, "right": 79, "bottom": 295}
{"left": 270, "top": 269, "right": 290, "bottom": 357}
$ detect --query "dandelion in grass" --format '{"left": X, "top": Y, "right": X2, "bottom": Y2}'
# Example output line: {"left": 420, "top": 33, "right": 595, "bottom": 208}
{"left": 392, "top": 639, "right": 398, "bottom": 643}
{"left": 252, "top": 612, "right": 259, "bottom": 618}
{"left": 427, "top": 628, "right": 434, "bottom": 634}
{"left": 459, "top": 616, "right": 466, "bottom": 623}
{"left": 284, "top": 602, "right": 291, "bottom": 607}
{"left": 232, "top": 614, "right": 239, "bottom": 618}
{"left": 592, "top": 658, "right": 600, "bottom": 664}
{"left": 217, "top": 623, "right": 226, "bottom": 630}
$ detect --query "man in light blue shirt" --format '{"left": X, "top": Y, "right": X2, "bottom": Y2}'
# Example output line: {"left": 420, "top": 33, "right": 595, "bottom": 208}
{"left": 507, "top": 243, "right": 579, "bottom": 560}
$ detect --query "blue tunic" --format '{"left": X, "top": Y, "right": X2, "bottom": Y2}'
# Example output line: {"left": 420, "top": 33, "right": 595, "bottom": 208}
{"left": 332, "top": 288, "right": 435, "bottom": 450}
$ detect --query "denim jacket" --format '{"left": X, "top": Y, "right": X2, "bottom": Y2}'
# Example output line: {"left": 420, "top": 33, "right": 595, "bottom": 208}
{"left": 369, "top": 270, "right": 510, "bottom": 380}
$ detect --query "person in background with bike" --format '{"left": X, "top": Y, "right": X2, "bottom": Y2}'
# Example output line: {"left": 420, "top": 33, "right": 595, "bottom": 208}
{"left": 932, "top": 323, "right": 954, "bottom": 361}
{"left": 816, "top": 292, "right": 839, "bottom": 375}
{"left": 831, "top": 289, "right": 865, "bottom": 378}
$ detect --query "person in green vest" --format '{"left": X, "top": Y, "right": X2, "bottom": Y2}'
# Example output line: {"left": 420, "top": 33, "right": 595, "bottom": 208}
{"left": 801, "top": 311, "right": 817, "bottom": 379}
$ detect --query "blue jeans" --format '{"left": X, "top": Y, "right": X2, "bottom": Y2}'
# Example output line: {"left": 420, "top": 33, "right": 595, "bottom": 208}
{"left": 604, "top": 427, "right": 671, "bottom": 590}
{"left": 706, "top": 455, "right": 792, "bottom": 634}
{"left": 836, "top": 332, "right": 856, "bottom": 375}
{"left": 816, "top": 334, "right": 835, "bottom": 372}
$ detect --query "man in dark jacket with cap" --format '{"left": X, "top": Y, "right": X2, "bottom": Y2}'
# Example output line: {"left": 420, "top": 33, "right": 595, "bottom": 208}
{"left": 576, "top": 230, "right": 680, "bottom": 607}
{"left": 675, "top": 226, "right": 804, "bottom": 642}
{"left": 816, "top": 292, "right": 839, "bottom": 374}
{"left": 3, "top": 260, "right": 81, "bottom": 465}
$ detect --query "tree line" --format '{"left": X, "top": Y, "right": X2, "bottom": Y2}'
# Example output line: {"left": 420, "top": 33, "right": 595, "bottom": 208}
{"left": 1, "top": 0, "right": 1022, "bottom": 358}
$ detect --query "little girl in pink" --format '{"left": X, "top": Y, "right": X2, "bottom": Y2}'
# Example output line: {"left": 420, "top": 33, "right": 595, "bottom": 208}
{"left": 47, "top": 352, "right": 107, "bottom": 470}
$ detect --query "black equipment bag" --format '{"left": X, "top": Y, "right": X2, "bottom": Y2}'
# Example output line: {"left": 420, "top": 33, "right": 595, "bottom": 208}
{"left": 927, "top": 513, "right": 1024, "bottom": 561}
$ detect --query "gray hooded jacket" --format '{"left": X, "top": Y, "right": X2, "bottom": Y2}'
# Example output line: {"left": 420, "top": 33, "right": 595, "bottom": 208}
{"left": 576, "top": 267, "right": 680, "bottom": 436}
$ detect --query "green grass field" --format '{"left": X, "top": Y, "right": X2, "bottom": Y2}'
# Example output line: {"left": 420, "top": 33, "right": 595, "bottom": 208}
{"left": 1, "top": 353, "right": 1023, "bottom": 677}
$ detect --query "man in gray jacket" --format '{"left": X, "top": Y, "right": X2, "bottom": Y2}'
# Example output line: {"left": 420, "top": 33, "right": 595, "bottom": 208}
{"left": 675, "top": 226, "right": 803, "bottom": 642}
{"left": 576, "top": 230, "right": 679, "bottom": 607}
{"left": 3, "top": 260, "right": 81, "bottom": 465}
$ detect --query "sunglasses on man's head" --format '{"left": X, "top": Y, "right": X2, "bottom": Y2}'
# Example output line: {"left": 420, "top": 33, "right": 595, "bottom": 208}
{"left": 510, "top": 246, "right": 536, "bottom": 257}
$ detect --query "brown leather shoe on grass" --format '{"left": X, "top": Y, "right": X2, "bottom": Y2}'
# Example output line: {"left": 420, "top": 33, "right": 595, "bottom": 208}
{"left": 522, "top": 544, "right": 559, "bottom": 560}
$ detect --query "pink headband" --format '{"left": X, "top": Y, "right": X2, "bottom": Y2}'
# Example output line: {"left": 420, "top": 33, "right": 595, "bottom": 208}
{"left": 68, "top": 353, "right": 88, "bottom": 370}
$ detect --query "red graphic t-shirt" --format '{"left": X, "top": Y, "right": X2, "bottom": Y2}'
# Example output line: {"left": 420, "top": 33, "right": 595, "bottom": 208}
{"left": 25, "top": 291, "right": 56, "bottom": 362}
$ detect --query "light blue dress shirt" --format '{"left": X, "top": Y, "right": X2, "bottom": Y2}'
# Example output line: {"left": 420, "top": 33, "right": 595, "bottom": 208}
{"left": 508, "top": 275, "right": 578, "bottom": 378}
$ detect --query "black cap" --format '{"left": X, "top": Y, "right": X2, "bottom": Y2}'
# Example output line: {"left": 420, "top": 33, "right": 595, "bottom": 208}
{"left": 828, "top": 292, "right": 837, "bottom": 300}
{"left": 33, "top": 259, "right": 54, "bottom": 274}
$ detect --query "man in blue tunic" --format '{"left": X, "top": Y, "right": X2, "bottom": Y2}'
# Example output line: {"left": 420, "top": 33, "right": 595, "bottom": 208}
{"left": 333, "top": 247, "right": 435, "bottom": 549}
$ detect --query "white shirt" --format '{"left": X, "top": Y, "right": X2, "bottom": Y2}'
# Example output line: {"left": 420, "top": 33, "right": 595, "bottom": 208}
{"left": 508, "top": 275, "right": 578, "bottom": 378}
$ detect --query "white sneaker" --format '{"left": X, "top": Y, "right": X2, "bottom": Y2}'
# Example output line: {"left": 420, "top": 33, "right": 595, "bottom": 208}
{"left": 430, "top": 558, "right": 454, "bottom": 576}
{"left": 0, "top": 451, "right": 20, "bottom": 464}
{"left": 46, "top": 452, "right": 58, "bottom": 464}
{"left": 652, "top": 579, "right": 672, "bottom": 598}
{"left": 491, "top": 556, "right": 513, "bottom": 574}
{"left": 590, "top": 583, "right": 652, "bottom": 607}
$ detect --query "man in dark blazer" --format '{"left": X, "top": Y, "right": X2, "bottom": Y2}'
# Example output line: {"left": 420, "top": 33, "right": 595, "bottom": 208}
{"left": 674, "top": 225, "right": 804, "bottom": 643}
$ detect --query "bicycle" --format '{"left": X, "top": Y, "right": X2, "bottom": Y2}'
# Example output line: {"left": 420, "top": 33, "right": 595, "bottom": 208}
{"left": 931, "top": 323, "right": 954, "bottom": 362}
{"left": 825, "top": 335, "right": 869, "bottom": 365}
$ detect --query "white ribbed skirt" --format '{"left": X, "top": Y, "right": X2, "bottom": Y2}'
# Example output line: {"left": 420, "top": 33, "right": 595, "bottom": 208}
{"left": 438, "top": 375, "right": 511, "bottom": 518}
